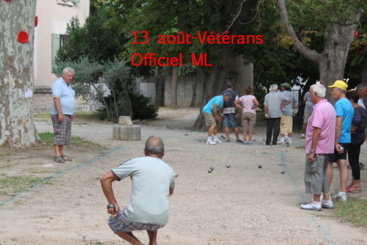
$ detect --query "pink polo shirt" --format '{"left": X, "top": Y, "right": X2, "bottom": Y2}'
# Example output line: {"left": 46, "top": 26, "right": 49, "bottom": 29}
{"left": 305, "top": 99, "right": 336, "bottom": 154}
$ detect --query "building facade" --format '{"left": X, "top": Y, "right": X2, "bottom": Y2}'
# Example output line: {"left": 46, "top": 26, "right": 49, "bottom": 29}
{"left": 33, "top": 0, "right": 90, "bottom": 112}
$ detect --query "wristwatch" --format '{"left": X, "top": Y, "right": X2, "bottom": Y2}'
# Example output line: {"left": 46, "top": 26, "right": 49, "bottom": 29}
{"left": 309, "top": 149, "right": 315, "bottom": 154}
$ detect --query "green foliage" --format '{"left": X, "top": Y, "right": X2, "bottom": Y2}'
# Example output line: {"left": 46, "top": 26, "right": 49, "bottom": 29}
{"left": 130, "top": 93, "right": 158, "bottom": 120}
{"left": 55, "top": 8, "right": 127, "bottom": 63}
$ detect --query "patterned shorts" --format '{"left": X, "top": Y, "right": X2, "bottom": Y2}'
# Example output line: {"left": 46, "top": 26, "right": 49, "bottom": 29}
{"left": 108, "top": 209, "right": 165, "bottom": 233}
{"left": 52, "top": 115, "right": 72, "bottom": 145}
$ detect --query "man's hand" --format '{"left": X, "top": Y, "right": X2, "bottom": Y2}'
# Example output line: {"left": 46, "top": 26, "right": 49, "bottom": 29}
{"left": 107, "top": 203, "right": 120, "bottom": 217}
{"left": 307, "top": 153, "right": 315, "bottom": 163}
{"left": 336, "top": 144, "right": 344, "bottom": 154}
{"left": 58, "top": 114, "right": 64, "bottom": 122}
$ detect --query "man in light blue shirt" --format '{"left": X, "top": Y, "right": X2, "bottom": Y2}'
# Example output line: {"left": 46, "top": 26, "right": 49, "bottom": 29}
{"left": 202, "top": 93, "right": 232, "bottom": 145}
{"left": 325, "top": 80, "right": 353, "bottom": 202}
{"left": 51, "top": 67, "right": 76, "bottom": 163}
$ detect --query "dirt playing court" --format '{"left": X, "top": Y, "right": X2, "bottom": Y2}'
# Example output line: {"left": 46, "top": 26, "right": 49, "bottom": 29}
{"left": 0, "top": 107, "right": 366, "bottom": 245}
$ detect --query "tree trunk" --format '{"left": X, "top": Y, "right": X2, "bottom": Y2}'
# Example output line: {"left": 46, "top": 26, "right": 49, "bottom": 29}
{"left": 319, "top": 23, "right": 357, "bottom": 101}
{"left": 277, "top": 0, "right": 360, "bottom": 99}
{"left": 170, "top": 67, "right": 178, "bottom": 108}
{"left": 0, "top": 1, "right": 40, "bottom": 147}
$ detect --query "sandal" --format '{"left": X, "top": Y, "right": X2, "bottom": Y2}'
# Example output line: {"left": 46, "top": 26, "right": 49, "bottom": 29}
{"left": 61, "top": 155, "right": 72, "bottom": 161}
{"left": 54, "top": 156, "right": 65, "bottom": 163}
{"left": 346, "top": 186, "right": 361, "bottom": 193}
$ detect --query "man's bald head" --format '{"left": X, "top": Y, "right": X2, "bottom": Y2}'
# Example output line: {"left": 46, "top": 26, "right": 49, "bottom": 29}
{"left": 144, "top": 136, "right": 165, "bottom": 157}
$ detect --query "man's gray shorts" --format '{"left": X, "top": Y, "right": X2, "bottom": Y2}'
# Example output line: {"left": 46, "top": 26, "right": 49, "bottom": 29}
{"left": 304, "top": 154, "right": 329, "bottom": 195}
{"left": 108, "top": 209, "right": 164, "bottom": 233}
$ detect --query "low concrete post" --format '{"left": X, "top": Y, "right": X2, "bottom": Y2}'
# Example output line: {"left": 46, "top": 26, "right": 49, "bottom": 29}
{"left": 112, "top": 116, "right": 141, "bottom": 141}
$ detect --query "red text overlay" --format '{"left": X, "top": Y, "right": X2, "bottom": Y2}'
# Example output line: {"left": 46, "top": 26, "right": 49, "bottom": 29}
{"left": 131, "top": 31, "right": 263, "bottom": 67}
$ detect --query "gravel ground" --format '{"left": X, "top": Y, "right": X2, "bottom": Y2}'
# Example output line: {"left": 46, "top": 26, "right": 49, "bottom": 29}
{"left": 0, "top": 107, "right": 367, "bottom": 245}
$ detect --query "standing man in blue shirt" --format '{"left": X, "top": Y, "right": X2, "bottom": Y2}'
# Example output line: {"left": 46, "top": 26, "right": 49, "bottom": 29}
{"left": 202, "top": 93, "right": 232, "bottom": 145}
{"left": 325, "top": 80, "right": 353, "bottom": 202}
{"left": 51, "top": 67, "right": 76, "bottom": 163}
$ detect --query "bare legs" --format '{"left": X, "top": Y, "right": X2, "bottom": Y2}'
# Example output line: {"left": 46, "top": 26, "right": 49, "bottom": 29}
{"left": 224, "top": 127, "right": 240, "bottom": 141}
{"left": 326, "top": 159, "right": 348, "bottom": 193}
{"left": 114, "top": 230, "right": 158, "bottom": 245}
{"left": 53, "top": 144, "right": 64, "bottom": 157}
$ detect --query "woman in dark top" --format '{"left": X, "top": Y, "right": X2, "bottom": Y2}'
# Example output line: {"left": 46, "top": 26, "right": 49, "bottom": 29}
{"left": 346, "top": 91, "right": 367, "bottom": 192}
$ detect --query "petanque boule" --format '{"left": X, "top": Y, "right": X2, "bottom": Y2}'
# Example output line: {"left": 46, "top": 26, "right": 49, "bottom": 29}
{"left": 281, "top": 170, "right": 285, "bottom": 174}
{"left": 107, "top": 203, "right": 115, "bottom": 209}
{"left": 209, "top": 167, "right": 214, "bottom": 171}
{"left": 258, "top": 165, "right": 262, "bottom": 169}
{"left": 226, "top": 164, "right": 231, "bottom": 168}
{"left": 208, "top": 169, "right": 212, "bottom": 173}
{"left": 175, "top": 173, "right": 178, "bottom": 177}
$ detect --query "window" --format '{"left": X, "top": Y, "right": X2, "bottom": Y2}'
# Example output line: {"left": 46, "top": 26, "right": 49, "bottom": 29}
{"left": 51, "top": 34, "right": 68, "bottom": 72}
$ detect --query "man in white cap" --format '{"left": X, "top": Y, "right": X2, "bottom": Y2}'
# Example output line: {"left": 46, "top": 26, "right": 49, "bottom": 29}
{"left": 324, "top": 80, "right": 353, "bottom": 202}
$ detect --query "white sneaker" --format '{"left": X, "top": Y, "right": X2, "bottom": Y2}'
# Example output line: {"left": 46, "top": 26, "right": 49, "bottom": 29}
{"left": 277, "top": 141, "right": 284, "bottom": 145}
{"left": 331, "top": 193, "right": 347, "bottom": 202}
{"left": 300, "top": 202, "right": 322, "bottom": 211}
{"left": 206, "top": 139, "right": 217, "bottom": 145}
{"left": 213, "top": 138, "right": 222, "bottom": 144}
{"left": 321, "top": 200, "right": 334, "bottom": 209}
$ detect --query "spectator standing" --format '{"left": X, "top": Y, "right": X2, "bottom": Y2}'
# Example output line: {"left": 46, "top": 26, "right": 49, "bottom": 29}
{"left": 51, "top": 67, "right": 76, "bottom": 163}
{"left": 356, "top": 83, "right": 367, "bottom": 109}
{"left": 324, "top": 80, "right": 354, "bottom": 202}
{"left": 202, "top": 93, "right": 232, "bottom": 145}
{"left": 300, "top": 84, "right": 336, "bottom": 210}
{"left": 278, "top": 83, "right": 297, "bottom": 144}
{"left": 345, "top": 90, "right": 367, "bottom": 192}
{"left": 221, "top": 83, "right": 242, "bottom": 143}
{"left": 234, "top": 86, "right": 259, "bottom": 144}
{"left": 263, "top": 84, "right": 291, "bottom": 145}
{"left": 300, "top": 91, "right": 315, "bottom": 139}
{"left": 100, "top": 136, "right": 175, "bottom": 245}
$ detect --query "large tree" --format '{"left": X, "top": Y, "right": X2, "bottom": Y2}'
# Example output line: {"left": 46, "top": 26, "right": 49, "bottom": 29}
{"left": 277, "top": 0, "right": 366, "bottom": 97}
{"left": 0, "top": 1, "right": 40, "bottom": 147}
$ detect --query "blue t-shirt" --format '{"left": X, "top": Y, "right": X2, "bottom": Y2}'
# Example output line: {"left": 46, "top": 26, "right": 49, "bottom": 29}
{"left": 334, "top": 97, "right": 354, "bottom": 143}
{"left": 51, "top": 77, "right": 76, "bottom": 115}
{"left": 202, "top": 95, "right": 224, "bottom": 114}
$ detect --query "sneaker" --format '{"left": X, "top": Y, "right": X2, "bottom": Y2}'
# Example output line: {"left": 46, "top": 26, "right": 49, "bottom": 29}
{"left": 206, "top": 139, "right": 217, "bottom": 145}
{"left": 331, "top": 193, "right": 347, "bottom": 202}
{"left": 287, "top": 139, "right": 292, "bottom": 144}
{"left": 236, "top": 140, "right": 244, "bottom": 143}
{"left": 321, "top": 200, "right": 334, "bottom": 209}
{"left": 277, "top": 141, "right": 284, "bottom": 145}
{"left": 248, "top": 141, "right": 253, "bottom": 145}
{"left": 225, "top": 140, "right": 230, "bottom": 142}
{"left": 300, "top": 202, "right": 322, "bottom": 211}
{"left": 213, "top": 138, "right": 222, "bottom": 144}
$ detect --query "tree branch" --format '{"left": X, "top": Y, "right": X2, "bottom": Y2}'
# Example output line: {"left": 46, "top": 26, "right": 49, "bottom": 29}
{"left": 277, "top": 0, "right": 321, "bottom": 64}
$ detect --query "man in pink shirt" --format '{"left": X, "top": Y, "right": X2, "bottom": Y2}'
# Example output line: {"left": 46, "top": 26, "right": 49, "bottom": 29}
{"left": 300, "top": 83, "right": 336, "bottom": 211}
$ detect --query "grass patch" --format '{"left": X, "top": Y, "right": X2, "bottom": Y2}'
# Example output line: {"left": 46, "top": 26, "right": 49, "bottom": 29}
{"left": 0, "top": 176, "right": 44, "bottom": 196}
{"left": 34, "top": 111, "right": 101, "bottom": 122}
{"left": 333, "top": 198, "right": 367, "bottom": 227}
{"left": 38, "top": 132, "right": 105, "bottom": 151}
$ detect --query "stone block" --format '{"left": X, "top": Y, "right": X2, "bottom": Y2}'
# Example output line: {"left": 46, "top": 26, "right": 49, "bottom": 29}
{"left": 118, "top": 116, "right": 133, "bottom": 125}
{"left": 113, "top": 125, "right": 141, "bottom": 141}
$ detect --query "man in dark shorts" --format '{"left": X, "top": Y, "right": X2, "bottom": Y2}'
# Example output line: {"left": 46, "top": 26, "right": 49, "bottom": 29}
{"left": 325, "top": 80, "right": 353, "bottom": 202}
{"left": 100, "top": 136, "right": 176, "bottom": 245}
{"left": 221, "top": 83, "right": 242, "bottom": 143}
{"left": 51, "top": 67, "right": 76, "bottom": 163}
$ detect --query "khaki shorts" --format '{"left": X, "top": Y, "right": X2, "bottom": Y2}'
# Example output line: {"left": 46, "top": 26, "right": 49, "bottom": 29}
{"left": 280, "top": 115, "right": 293, "bottom": 134}
{"left": 242, "top": 112, "right": 256, "bottom": 133}
{"left": 203, "top": 112, "right": 216, "bottom": 128}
